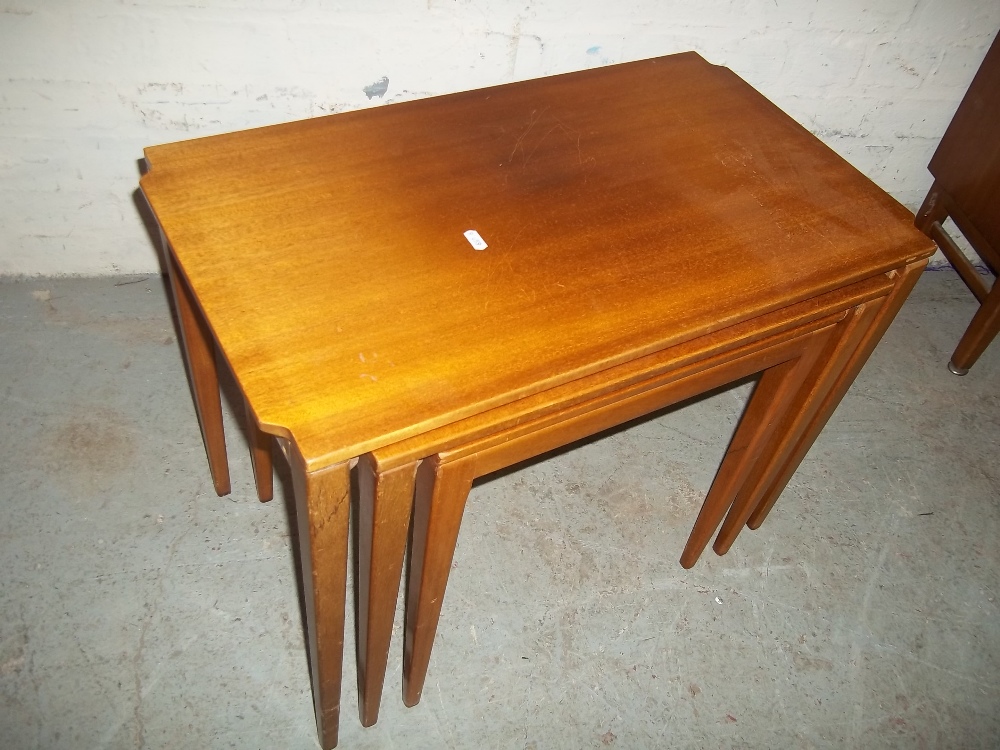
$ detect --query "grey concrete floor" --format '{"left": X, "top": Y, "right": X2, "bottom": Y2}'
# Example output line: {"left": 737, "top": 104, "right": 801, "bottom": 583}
{"left": 1, "top": 269, "right": 998, "bottom": 749}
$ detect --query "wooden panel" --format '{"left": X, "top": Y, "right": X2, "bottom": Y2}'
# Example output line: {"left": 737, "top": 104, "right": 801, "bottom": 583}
{"left": 928, "top": 33, "right": 1000, "bottom": 264}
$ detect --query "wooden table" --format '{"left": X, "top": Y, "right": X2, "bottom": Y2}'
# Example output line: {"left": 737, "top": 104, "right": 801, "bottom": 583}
{"left": 140, "top": 52, "right": 934, "bottom": 748}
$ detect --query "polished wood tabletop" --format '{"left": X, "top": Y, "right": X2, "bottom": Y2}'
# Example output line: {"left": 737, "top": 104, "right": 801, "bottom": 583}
{"left": 141, "top": 52, "right": 935, "bottom": 749}
{"left": 142, "top": 52, "right": 930, "bottom": 472}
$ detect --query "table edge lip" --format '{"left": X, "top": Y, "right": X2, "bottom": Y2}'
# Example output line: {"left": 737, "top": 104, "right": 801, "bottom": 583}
{"left": 138, "top": 51, "right": 716, "bottom": 167}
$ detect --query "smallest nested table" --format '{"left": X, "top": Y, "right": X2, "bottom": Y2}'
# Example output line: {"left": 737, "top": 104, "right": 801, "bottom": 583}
{"left": 141, "top": 52, "right": 933, "bottom": 748}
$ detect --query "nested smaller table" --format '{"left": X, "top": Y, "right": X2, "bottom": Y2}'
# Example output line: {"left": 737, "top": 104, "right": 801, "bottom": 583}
{"left": 140, "top": 52, "right": 933, "bottom": 748}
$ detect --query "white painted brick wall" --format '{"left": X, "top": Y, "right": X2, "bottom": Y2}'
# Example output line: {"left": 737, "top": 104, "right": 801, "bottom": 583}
{"left": 1, "top": 0, "right": 997, "bottom": 275}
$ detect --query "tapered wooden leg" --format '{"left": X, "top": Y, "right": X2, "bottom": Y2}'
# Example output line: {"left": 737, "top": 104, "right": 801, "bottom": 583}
{"left": 403, "top": 454, "right": 477, "bottom": 708}
{"left": 356, "top": 455, "right": 418, "bottom": 727}
{"left": 949, "top": 286, "right": 1000, "bottom": 374}
{"left": 913, "top": 182, "right": 998, "bottom": 374}
{"left": 164, "top": 242, "right": 231, "bottom": 496}
{"left": 245, "top": 403, "right": 274, "bottom": 502}
{"left": 289, "top": 448, "right": 351, "bottom": 750}
{"left": 712, "top": 300, "right": 880, "bottom": 552}
{"left": 678, "top": 327, "right": 830, "bottom": 569}
{"left": 744, "top": 261, "right": 926, "bottom": 531}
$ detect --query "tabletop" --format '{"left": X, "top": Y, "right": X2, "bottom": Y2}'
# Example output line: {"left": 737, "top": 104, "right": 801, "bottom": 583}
{"left": 140, "top": 52, "right": 931, "bottom": 471}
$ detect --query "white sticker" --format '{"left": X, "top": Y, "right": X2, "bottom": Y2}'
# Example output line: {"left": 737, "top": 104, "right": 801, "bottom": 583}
{"left": 463, "top": 229, "right": 488, "bottom": 250}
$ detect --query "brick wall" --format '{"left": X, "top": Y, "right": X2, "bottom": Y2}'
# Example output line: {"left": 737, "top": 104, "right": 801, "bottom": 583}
{"left": 1, "top": 0, "right": 997, "bottom": 275}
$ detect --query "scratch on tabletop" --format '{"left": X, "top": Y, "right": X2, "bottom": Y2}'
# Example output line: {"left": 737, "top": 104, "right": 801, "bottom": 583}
{"left": 508, "top": 108, "right": 547, "bottom": 163}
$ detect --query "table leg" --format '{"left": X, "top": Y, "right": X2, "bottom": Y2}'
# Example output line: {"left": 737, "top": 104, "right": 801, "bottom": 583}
{"left": 678, "top": 326, "right": 830, "bottom": 569}
{"left": 164, "top": 242, "right": 231, "bottom": 496}
{"left": 913, "top": 182, "right": 998, "bottom": 375}
{"left": 711, "top": 300, "right": 880, "bottom": 552}
{"left": 736, "top": 261, "right": 926, "bottom": 536}
{"left": 245, "top": 402, "right": 274, "bottom": 502}
{"left": 402, "top": 453, "right": 477, "bottom": 708}
{"left": 948, "top": 285, "right": 1000, "bottom": 375}
{"left": 288, "top": 447, "right": 351, "bottom": 750}
{"left": 356, "top": 455, "right": 418, "bottom": 727}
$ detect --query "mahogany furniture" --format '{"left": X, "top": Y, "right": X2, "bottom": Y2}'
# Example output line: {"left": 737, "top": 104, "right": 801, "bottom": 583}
{"left": 140, "top": 52, "right": 934, "bottom": 748}
{"left": 915, "top": 33, "right": 1000, "bottom": 375}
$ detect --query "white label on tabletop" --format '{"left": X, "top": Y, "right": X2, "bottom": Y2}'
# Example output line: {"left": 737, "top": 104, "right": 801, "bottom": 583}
{"left": 463, "top": 229, "right": 488, "bottom": 250}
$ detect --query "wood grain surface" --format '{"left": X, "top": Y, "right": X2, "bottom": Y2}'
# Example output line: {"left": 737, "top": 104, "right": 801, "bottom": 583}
{"left": 141, "top": 52, "right": 933, "bottom": 471}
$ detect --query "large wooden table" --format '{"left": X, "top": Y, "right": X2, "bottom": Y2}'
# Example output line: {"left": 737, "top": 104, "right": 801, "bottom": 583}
{"left": 140, "top": 52, "right": 934, "bottom": 748}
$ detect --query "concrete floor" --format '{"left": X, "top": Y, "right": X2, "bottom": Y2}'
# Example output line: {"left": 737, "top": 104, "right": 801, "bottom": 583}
{"left": 1, "top": 269, "right": 998, "bottom": 749}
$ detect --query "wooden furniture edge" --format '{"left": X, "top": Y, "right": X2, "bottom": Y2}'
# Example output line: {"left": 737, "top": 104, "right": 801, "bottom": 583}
{"left": 369, "top": 272, "right": 896, "bottom": 473}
